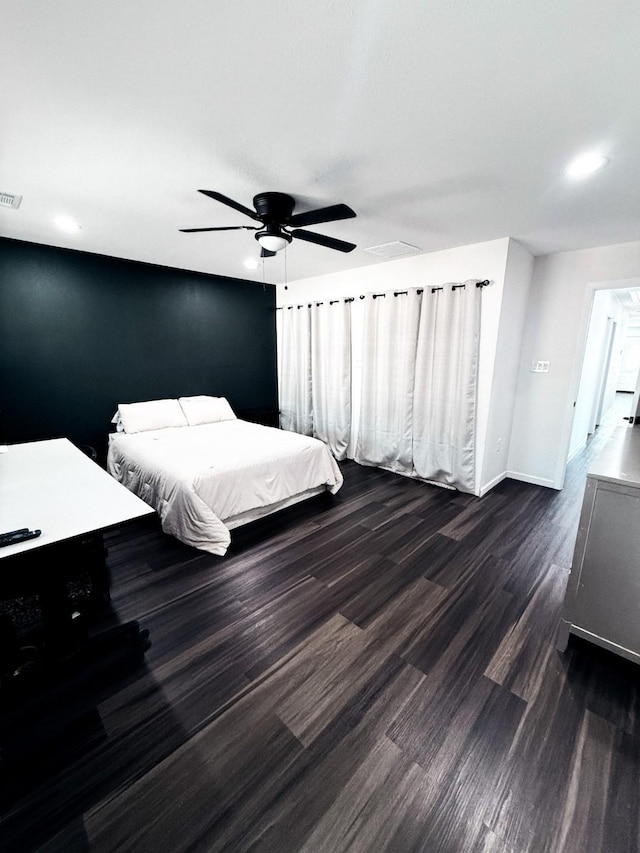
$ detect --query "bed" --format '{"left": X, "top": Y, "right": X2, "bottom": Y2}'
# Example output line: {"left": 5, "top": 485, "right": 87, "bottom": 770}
{"left": 106, "top": 396, "right": 343, "bottom": 556}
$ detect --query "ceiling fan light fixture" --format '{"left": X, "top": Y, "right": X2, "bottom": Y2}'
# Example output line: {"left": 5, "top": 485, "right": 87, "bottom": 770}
{"left": 256, "top": 227, "right": 291, "bottom": 253}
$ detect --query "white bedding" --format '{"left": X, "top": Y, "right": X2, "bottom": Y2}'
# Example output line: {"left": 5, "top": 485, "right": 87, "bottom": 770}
{"left": 107, "top": 419, "right": 343, "bottom": 555}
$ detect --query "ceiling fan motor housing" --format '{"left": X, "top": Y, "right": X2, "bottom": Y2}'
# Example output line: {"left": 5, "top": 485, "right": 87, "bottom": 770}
{"left": 253, "top": 192, "right": 295, "bottom": 224}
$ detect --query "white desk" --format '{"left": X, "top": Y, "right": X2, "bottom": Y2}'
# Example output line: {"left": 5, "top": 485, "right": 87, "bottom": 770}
{"left": 0, "top": 438, "right": 154, "bottom": 559}
{"left": 0, "top": 438, "right": 155, "bottom": 678}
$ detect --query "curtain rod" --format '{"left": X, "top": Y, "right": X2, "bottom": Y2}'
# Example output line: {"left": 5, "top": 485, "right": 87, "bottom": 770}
{"left": 364, "top": 279, "right": 490, "bottom": 299}
{"left": 278, "top": 297, "right": 355, "bottom": 309}
{"left": 274, "top": 280, "right": 491, "bottom": 308}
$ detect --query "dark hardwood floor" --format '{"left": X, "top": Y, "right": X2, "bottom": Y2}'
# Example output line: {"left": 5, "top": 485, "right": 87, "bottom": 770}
{"left": 2, "top": 397, "right": 640, "bottom": 852}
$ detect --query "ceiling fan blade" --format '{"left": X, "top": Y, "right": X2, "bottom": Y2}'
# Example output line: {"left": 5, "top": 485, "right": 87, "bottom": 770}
{"left": 288, "top": 203, "right": 356, "bottom": 228}
{"left": 260, "top": 247, "right": 277, "bottom": 258}
{"left": 291, "top": 228, "right": 356, "bottom": 253}
{"left": 179, "top": 225, "right": 258, "bottom": 233}
{"left": 197, "top": 190, "right": 260, "bottom": 221}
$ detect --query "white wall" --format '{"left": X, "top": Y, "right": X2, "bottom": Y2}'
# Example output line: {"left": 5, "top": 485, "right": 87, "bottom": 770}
{"left": 508, "top": 240, "right": 640, "bottom": 489}
{"left": 479, "top": 238, "right": 534, "bottom": 494}
{"left": 277, "top": 236, "right": 640, "bottom": 496}
{"left": 277, "top": 238, "right": 512, "bottom": 495}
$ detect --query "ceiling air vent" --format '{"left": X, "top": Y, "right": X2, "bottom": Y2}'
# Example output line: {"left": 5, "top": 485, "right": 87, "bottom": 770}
{"left": 0, "top": 192, "right": 22, "bottom": 209}
{"left": 364, "top": 240, "right": 421, "bottom": 259}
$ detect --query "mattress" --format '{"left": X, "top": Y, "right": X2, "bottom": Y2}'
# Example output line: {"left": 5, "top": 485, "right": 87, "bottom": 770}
{"left": 107, "top": 419, "right": 343, "bottom": 555}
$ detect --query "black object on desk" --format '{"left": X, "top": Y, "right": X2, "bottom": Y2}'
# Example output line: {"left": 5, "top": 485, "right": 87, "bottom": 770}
{"left": 0, "top": 528, "right": 41, "bottom": 547}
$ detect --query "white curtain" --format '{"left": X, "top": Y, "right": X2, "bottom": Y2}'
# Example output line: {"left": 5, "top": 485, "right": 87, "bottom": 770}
{"left": 277, "top": 305, "right": 312, "bottom": 435}
{"left": 412, "top": 281, "right": 481, "bottom": 492}
{"left": 278, "top": 281, "right": 482, "bottom": 492}
{"left": 355, "top": 290, "right": 422, "bottom": 475}
{"left": 311, "top": 301, "right": 351, "bottom": 459}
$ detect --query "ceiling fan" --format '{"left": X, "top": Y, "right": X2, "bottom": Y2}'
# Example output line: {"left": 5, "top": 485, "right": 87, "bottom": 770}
{"left": 180, "top": 190, "right": 357, "bottom": 257}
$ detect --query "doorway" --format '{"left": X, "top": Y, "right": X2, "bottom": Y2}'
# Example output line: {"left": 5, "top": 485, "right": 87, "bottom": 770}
{"left": 568, "top": 286, "right": 640, "bottom": 465}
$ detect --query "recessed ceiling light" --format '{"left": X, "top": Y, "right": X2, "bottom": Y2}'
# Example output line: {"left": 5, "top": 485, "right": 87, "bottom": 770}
{"left": 243, "top": 257, "right": 260, "bottom": 270}
{"left": 565, "top": 152, "right": 609, "bottom": 179}
{"left": 53, "top": 214, "right": 82, "bottom": 233}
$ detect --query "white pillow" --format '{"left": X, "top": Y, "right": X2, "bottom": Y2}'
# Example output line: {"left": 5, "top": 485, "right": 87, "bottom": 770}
{"left": 117, "top": 398, "right": 188, "bottom": 433}
{"left": 178, "top": 395, "right": 237, "bottom": 426}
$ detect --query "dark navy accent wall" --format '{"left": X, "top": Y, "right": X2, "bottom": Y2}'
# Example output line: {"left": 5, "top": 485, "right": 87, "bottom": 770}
{"left": 0, "top": 238, "right": 277, "bottom": 461}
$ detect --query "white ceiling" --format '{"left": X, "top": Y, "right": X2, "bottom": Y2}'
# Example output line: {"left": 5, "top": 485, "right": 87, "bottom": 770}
{"left": 2, "top": 1, "right": 640, "bottom": 285}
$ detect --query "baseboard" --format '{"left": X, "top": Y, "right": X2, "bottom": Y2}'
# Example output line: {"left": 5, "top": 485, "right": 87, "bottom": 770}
{"left": 506, "top": 470, "right": 558, "bottom": 489}
{"left": 478, "top": 471, "right": 507, "bottom": 496}
{"left": 566, "top": 438, "right": 587, "bottom": 464}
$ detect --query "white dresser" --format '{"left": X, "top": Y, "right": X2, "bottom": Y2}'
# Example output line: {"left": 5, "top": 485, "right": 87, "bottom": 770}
{"left": 557, "top": 425, "right": 640, "bottom": 663}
